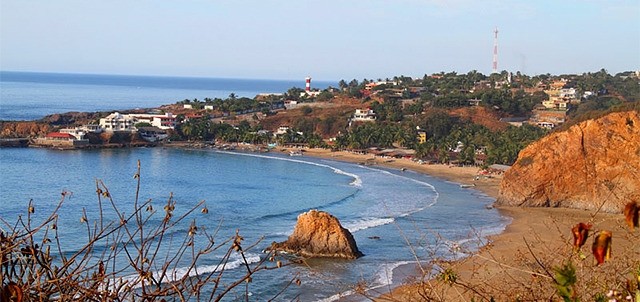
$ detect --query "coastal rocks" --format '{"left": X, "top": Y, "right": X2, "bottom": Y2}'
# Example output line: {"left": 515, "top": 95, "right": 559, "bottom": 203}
{"left": 496, "top": 110, "right": 640, "bottom": 213}
{"left": 0, "top": 121, "right": 51, "bottom": 138}
{"left": 270, "top": 210, "right": 363, "bottom": 259}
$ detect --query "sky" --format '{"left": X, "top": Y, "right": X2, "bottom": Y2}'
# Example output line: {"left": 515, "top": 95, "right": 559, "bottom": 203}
{"left": 1, "top": 0, "right": 639, "bottom": 81}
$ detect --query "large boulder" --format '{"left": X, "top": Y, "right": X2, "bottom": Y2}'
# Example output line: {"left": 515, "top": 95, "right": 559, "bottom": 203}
{"left": 271, "top": 210, "right": 363, "bottom": 259}
{"left": 496, "top": 110, "right": 640, "bottom": 213}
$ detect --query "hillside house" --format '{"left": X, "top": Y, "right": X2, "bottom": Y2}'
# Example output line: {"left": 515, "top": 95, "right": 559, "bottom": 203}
{"left": 531, "top": 108, "right": 567, "bottom": 129}
{"left": 468, "top": 99, "right": 482, "bottom": 106}
{"left": 417, "top": 131, "right": 427, "bottom": 144}
{"left": 275, "top": 126, "right": 290, "bottom": 135}
{"left": 352, "top": 108, "right": 376, "bottom": 122}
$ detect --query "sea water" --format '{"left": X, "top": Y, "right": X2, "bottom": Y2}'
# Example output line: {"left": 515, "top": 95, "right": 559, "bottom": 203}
{"left": 0, "top": 71, "right": 335, "bottom": 121}
{"left": 0, "top": 72, "right": 508, "bottom": 300}
{"left": 0, "top": 147, "right": 508, "bottom": 300}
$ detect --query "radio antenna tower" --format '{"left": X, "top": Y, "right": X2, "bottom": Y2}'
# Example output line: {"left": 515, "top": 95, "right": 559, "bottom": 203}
{"left": 492, "top": 27, "right": 499, "bottom": 74}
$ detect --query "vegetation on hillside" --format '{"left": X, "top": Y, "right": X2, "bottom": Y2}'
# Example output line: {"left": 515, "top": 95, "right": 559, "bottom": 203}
{"left": 3, "top": 69, "right": 638, "bottom": 166}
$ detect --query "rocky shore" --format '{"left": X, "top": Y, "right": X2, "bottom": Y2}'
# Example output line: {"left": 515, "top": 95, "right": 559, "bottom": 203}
{"left": 273, "top": 146, "right": 638, "bottom": 301}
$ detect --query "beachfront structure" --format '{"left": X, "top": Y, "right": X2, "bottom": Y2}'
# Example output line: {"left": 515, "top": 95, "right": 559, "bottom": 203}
{"left": 137, "top": 126, "right": 169, "bottom": 142}
{"left": 59, "top": 128, "right": 87, "bottom": 140}
{"left": 352, "top": 108, "right": 376, "bottom": 122}
{"left": 35, "top": 132, "right": 89, "bottom": 148}
{"left": 59, "top": 124, "right": 103, "bottom": 140}
{"left": 100, "top": 112, "right": 137, "bottom": 131}
{"left": 99, "top": 112, "right": 176, "bottom": 132}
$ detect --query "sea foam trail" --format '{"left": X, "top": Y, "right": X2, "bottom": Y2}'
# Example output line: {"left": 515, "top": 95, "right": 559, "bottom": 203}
{"left": 342, "top": 217, "right": 395, "bottom": 233}
{"left": 359, "top": 166, "right": 440, "bottom": 217}
{"left": 315, "top": 260, "right": 414, "bottom": 302}
{"left": 114, "top": 253, "right": 262, "bottom": 290}
{"left": 215, "top": 150, "right": 362, "bottom": 187}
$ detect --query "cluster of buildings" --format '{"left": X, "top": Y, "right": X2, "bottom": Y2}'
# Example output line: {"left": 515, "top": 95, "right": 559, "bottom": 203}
{"left": 530, "top": 80, "right": 580, "bottom": 129}
{"left": 36, "top": 112, "right": 177, "bottom": 147}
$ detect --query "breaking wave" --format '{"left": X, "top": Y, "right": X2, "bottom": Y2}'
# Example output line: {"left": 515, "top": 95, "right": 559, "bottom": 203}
{"left": 115, "top": 253, "right": 262, "bottom": 290}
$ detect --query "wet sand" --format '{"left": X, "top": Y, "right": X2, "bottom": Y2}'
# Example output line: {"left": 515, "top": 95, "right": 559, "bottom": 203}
{"left": 280, "top": 148, "right": 640, "bottom": 301}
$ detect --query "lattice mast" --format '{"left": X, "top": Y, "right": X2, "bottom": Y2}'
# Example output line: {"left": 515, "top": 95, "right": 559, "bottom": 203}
{"left": 492, "top": 27, "right": 499, "bottom": 74}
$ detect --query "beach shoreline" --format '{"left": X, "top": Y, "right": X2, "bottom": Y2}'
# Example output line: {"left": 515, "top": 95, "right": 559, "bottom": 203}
{"left": 273, "top": 147, "right": 638, "bottom": 301}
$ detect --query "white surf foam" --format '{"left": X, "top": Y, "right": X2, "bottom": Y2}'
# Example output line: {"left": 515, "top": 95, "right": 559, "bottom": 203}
{"left": 215, "top": 150, "right": 363, "bottom": 187}
{"left": 342, "top": 217, "right": 395, "bottom": 233}
{"left": 114, "top": 252, "right": 262, "bottom": 290}
{"left": 315, "top": 260, "right": 415, "bottom": 302}
{"left": 359, "top": 166, "right": 440, "bottom": 216}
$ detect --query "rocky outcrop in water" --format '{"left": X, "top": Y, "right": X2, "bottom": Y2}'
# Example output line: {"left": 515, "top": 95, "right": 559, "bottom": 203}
{"left": 270, "top": 210, "right": 363, "bottom": 259}
{"left": 496, "top": 110, "right": 640, "bottom": 213}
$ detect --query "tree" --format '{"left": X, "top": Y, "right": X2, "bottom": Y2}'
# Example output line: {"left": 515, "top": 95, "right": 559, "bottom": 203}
{"left": 338, "top": 79, "right": 348, "bottom": 90}
{"left": 301, "top": 106, "right": 313, "bottom": 115}
{"left": 316, "top": 90, "right": 334, "bottom": 102}
{"left": 134, "top": 122, "right": 152, "bottom": 128}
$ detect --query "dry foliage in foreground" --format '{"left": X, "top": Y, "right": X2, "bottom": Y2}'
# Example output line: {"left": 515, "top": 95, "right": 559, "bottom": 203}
{"left": 0, "top": 160, "right": 295, "bottom": 301}
{"left": 368, "top": 203, "right": 640, "bottom": 302}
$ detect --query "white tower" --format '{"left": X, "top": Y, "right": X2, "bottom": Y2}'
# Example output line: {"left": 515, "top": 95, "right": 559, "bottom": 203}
{"left": 492, "top": 28, "right": 499, "bottom": 74}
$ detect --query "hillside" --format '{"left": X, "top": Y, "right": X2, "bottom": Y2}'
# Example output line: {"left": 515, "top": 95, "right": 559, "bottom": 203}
{"left": 449, "top": 106, "right": 508, "bottom": 131}
{"left": 496, "top": 110, "right": 640, "bottom": 213}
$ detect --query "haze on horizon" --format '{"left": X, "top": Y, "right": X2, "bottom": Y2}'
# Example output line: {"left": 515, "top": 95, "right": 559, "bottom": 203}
{"left": 1, "top": 0, "right": 638, "bottom": 81}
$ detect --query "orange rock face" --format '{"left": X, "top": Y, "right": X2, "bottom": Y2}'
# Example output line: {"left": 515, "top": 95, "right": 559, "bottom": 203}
{"left": 496, "top": 110, "right": 640, "bottom": 213}
{"left": 272, "top": 210, "right": 363, "bottom": 259}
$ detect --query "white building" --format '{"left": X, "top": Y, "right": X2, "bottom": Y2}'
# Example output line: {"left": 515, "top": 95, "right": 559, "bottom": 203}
{"left": 99, "top": 112, "right": 137, "bottom": 131}
{"left": 99, "top": 112, "right": 176, "bottom": 132}
{"left": 275, "top": 126, "right": 290, "bottom": 135}
{"left": 352, "top": 108, "right": 376, "bottom": 121}
{"left": 59, "top": 124, "right": 103, "bottom": 140}
{"left": 130, "top": 113, "right": 176, "bottom": 130}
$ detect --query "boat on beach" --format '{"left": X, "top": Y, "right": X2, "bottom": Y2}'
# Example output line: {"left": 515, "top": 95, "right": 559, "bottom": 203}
{"left": 289, "top": 150, "right": 303, "bottom": 156}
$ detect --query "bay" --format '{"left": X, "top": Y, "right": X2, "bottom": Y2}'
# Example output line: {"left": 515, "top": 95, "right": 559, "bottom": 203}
{"left": 0, "top": 147, "right": 507, "bottom": 300}
{"left": 0, "top": 71, "right": 507, "bottom": 300}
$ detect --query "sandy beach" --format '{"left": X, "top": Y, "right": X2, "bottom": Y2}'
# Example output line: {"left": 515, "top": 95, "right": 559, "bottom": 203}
{"left": 280, "top": 147, "right": 640, "bottom": 301}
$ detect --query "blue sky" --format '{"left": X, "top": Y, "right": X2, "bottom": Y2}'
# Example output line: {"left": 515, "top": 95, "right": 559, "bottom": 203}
{"left": 1, "top": 0, "right": 638, "bottom": 81}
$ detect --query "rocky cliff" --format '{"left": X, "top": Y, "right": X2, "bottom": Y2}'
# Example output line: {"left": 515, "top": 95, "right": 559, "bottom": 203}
{"left": 271, "top": 210, "right": 363, "bottom": 259}
{"left": 0, "top": 121, "right": 51, "bottom": 138}
{"left": 496, "top": 110, "right": 640, "bottom": 213}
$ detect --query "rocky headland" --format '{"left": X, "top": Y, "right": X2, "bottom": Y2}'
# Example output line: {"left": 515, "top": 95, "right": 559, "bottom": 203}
{"left": 270, "top": 210, "right": 363, "bottom": 259}
{"left": 496, "top": 110, "right": 640, "bottom": 213}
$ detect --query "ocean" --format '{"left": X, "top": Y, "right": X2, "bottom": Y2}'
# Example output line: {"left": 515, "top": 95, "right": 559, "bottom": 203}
{"left": 0, "top": 71, "right": 335, "bottom": 121}
{"left": 0, "top": 72, "right": 508, "bottom": 300}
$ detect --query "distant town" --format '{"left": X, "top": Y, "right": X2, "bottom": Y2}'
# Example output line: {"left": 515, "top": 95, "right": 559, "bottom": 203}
{"left": 2, "top": 69, "right": 639, "bottom": 167}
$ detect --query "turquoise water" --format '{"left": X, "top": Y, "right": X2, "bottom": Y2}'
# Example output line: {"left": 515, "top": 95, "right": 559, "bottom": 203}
{"left": 0, "top": 147, "right": 507, "bottom": 300}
